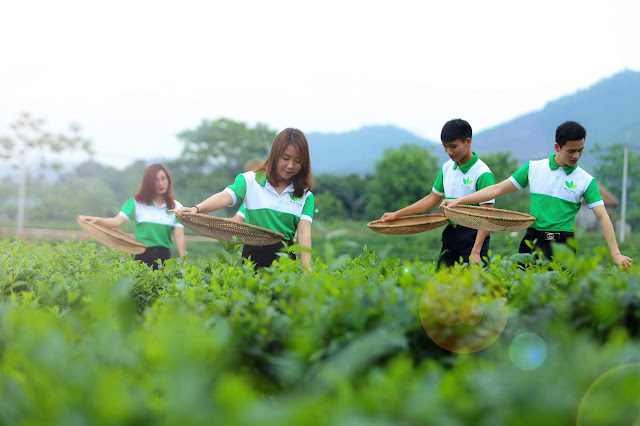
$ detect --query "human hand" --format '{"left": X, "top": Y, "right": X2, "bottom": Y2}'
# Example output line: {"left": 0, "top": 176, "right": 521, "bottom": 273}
{"left": 380, "top": 212, "right": 400, "bottom": 222}
{"left": 77, "top": 215, "right": 98, "bottom": 223}
{"left": 440, "top": 199, "right": 459, "bottom": 212}
{"left": 170, "top": 206, "right": 198, "bottom": 215}
{"left": 470, "top": 250, "right": 482, "bottom": 265}
{"left": 613, "top": 253, "right": 632, "bottom": 269}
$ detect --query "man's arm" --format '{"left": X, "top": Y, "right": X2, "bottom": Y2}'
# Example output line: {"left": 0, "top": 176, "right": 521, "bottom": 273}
{"left": 592, "top": 205, "right": 632, "bottom": 268}
{"left": 440, "top": 179, "right": 518, "bottom": 210}
{"left": 470, "top": 203, "right": 494, "bottom": 263}
{"left": 380, "top": 192, "right": 444, "bottom": 222}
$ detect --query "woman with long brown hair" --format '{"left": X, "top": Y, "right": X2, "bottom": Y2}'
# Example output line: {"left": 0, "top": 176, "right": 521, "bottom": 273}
{"left": 79, "top": 163, "right": 186, "bottom": 269}
{"left": 172, "top": 128, "right": 315, "bottom": 272}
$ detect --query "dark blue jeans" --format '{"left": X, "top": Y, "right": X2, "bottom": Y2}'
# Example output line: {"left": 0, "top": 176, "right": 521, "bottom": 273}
{"left": 437, "top": 224, "right": 490, "bottom": 268}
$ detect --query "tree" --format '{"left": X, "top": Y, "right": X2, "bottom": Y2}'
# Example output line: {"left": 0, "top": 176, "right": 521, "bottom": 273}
{"left": 591, "top": 143, "right": 640, "bottom": 228}
{"left": 0, "top": 112, "right": 92, "bottom": 231}
{"left": 366, "top": 144, "right": 440, "bottom": 218}
{"left": 169, "top": 118, "right": 277, "bottom": 213}
{"left": 314, "top": 174, "right": 367, "bottom": 219}
{"left": 174, "top": 118, "right": 275, "bottom": 182}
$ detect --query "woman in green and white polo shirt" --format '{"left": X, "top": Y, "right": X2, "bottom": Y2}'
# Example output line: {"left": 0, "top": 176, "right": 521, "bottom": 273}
{"left": 78, "top": 163, "right": 186, "bottom": 269}
{"left": 173, "top": 128, "right": 315, "bottom": 272}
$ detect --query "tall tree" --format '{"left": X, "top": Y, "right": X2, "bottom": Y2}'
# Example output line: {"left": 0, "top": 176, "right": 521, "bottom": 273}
{"left": 0, "top": 112, "right": 92, "bottom": 231}
{"left": 366, "top": 144, "right": 440, "bottom": 218}
{"left": 169, "top": 118, "right": 276, "bottom": 211}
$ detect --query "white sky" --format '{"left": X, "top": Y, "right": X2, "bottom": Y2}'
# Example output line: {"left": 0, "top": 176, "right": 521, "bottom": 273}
{"left": 1, "top": 0, "right": 639, "bottom": 168}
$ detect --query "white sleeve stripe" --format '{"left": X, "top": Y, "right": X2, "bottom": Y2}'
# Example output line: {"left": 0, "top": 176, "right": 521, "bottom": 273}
{"left": 223, "top": 187, "right": 237, "bottom": 205}
{"left": 300, "top": 215, "right": 313, "bottom": 223}
{"left": 480, "top": 200, "right": 496, "bottom": 204}
{"left": 174, "top": 223, "right": 184, "bottom": 228}
{"left": 432, "top": 187, "right": 444, "bottom": 196}
{"left": 508, "top": 176, "right": 522, "bottom": 190}
{"left": 587, "top": 200, "right": 605, "bottom": 209}
{"left": 118, "top": 211, "right": 130, "bottom": 221}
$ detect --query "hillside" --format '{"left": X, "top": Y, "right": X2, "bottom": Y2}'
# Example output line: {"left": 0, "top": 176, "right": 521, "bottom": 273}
{"left": 474, "top": 69, "right": 640, "bottom": 167}
{"left": 308, "top": 70, "right": 640, "bottom": 175}
{"left": 307, "top": 124, "right": 439, "bottom": 175}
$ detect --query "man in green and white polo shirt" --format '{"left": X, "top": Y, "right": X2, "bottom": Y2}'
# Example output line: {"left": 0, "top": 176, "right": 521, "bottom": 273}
{"left": 441, "top": 121, "right": 632, "bottom": 268}
{"left": 380, "top": 119, "right": 495, "bottom": 268}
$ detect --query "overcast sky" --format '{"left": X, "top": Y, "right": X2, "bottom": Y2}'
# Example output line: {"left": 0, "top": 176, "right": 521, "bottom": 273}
{"left": 1, "top": 0, "right": 639, "bottom": 168}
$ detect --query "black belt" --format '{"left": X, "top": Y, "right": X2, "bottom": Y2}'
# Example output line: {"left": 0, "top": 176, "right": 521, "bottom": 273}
{"left": 525, "top": 228, "right": 574, "bottom": 242}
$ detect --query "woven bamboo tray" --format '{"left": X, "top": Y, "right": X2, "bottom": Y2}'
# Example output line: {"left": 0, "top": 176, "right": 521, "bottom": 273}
{"left": 76, "top": 217, "right": 148, "bottom": 254}
{"left": 367, "top": 214, "right": 449, "bottom": 235}
{"left": 442, "top": 205, "right": 535, "bottom": 232}
{"left": 177, "top": 212, "right": 284, "bottom": 246}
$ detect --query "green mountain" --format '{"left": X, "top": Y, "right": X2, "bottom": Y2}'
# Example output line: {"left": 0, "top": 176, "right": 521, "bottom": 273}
{"left": 308, "top": 70, "right": 640, "bottom": 175}
{"left": 307, "top": 125, "right": 439, "bottom": 175}
{"left": 474, "top": 69, "right": 640, "bottom": 168}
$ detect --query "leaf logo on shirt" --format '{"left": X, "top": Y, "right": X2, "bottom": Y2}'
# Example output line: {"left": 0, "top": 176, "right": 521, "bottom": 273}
{"left": 565, "top": 181, "right": 578, "bottom": 189}
{"left": 462, "top": 178, "right": 473, "bottom": 185}
{"left": 290, "top": 194, "right": 302, "bottom": 202}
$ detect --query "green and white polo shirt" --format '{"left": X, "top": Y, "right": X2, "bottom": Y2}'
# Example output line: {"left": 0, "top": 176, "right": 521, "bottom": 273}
{"left": 509, "top": 154, "right": 603, "bottom": 232}
{"left": 432, "top": 152, "right": 495, "bottom": 204}
{"left": 224, "top": 171, "right": 314, "bottom": 241}
{"left": 119, "top": 198, "right": 184, "bottom": 248}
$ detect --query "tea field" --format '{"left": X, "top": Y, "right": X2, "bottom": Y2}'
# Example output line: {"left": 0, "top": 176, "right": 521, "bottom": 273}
{"left": 0, "top": 237, "right": 639, "bottom": 425}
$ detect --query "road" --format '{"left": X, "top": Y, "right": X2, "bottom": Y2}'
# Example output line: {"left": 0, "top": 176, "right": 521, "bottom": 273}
{"left": 0, "top": 227, "right": 217, "bottom": 243}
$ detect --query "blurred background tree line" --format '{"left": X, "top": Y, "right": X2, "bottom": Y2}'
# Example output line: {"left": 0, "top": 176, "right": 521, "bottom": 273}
{"left": 1, "top": 115, "right": 637, "bottom": 231}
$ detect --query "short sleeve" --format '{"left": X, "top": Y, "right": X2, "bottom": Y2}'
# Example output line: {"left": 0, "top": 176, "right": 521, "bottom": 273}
{"left": 300, "top": 192, "right": 315, "bottom": 222}
{"left": 236, "top": 204, "right": 246, "bottom": 219}
{"left": 476, "top": 172, "right": 496, "bottom": 205}
{"left": 432, "top": 168, "right": 444, "bottom": 196}
{"left": 119, "top": 198, "right": 135, "bottom": 221}
{"left": 225, "top": 173, "right": 247, "bottom": 206}
{"left": 584, "top": 178, "right": 604, "bottom": 208}
{"left": 509, "top": 162, "right": 530, "bottom": 189}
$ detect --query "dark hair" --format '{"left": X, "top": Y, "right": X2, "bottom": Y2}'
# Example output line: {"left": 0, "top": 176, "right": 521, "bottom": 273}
{"left": 256, "top": 128, "right": 314, "bottom": 198}
{"left": 133, "top": 163, "right": 176, "bottom": 209}
{"left": 441, "top": 119, "right": 472, "bottom": 143}
{"left": 556, "top": 121, "right": 587, "bottom": 147}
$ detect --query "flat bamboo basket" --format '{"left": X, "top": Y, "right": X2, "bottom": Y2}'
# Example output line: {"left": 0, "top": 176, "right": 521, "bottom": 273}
{"left": 177, "top": 212, "right": 284, "bottom": 246}
{"left": 367, "top": 214, "right": 449, "bottom": 235}
{"left": 442, "top": 205, "right": 535, "bottom": 232}
{"left": 76, "top": 217, "right": 148, "bottom": 254}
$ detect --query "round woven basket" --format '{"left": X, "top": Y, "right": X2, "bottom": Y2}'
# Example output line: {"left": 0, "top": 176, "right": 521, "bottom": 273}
{"left": 367, "top": 214, "right": 449, "bottom": 235}
{"left": 442, "top": 205, "right": 535, "bottom": 232}
{"left": 76, "top": 217, "right": 148, "bottom": 254}
{"left": 177, "top": 212, "right": 284, "bottom": 246}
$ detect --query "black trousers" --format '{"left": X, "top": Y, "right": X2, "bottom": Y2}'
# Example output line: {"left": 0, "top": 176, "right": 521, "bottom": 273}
{"left": 518, "top": 228, "right": 575, "bottom": 266}
{"left": 134, "top": 246, "right": 171, "bottom": 270}
{"left": 242, "top": 241, "right": 296, "bottom": 268}
{"left": 438, "top": 224, "right": 490, "bottom": 268}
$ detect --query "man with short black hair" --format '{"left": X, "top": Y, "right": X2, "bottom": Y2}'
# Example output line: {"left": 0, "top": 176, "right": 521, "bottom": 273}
{"left": 380, "top": 118, "right": 495, "bottom": 268}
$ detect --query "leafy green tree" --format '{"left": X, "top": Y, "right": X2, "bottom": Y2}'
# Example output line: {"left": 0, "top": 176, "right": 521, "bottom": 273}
{"left": 591, "top": 143, "right": 640, "bottom": 228}
{"left": 314, "top": 174, "right": 367, "bottom": 219}
{"left": 366, "top": 144, "right": 440, "bottom": 218}
{"left": 313, "top": 192, "right": 348, "bottom": 220}
{"left": 168, "top": 118, "right": 276, "bottom": 213}
{"left": 0, "top": 112, "right": 92, "bottom": 230}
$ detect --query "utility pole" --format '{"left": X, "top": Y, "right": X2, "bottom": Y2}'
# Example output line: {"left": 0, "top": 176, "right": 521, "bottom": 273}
{"left": 619, "top": 132, "right": 629, "bottom": 243}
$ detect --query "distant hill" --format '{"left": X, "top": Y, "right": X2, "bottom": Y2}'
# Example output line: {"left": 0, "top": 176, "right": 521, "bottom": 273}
{"left": 474, "top": 70, "right": 640, "bottom": 168}
{"left": 307, "top": 125, "right": 439, "bottom": 175}
{"left": 308, "top": 70, "right": 640, "bottom": 175}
